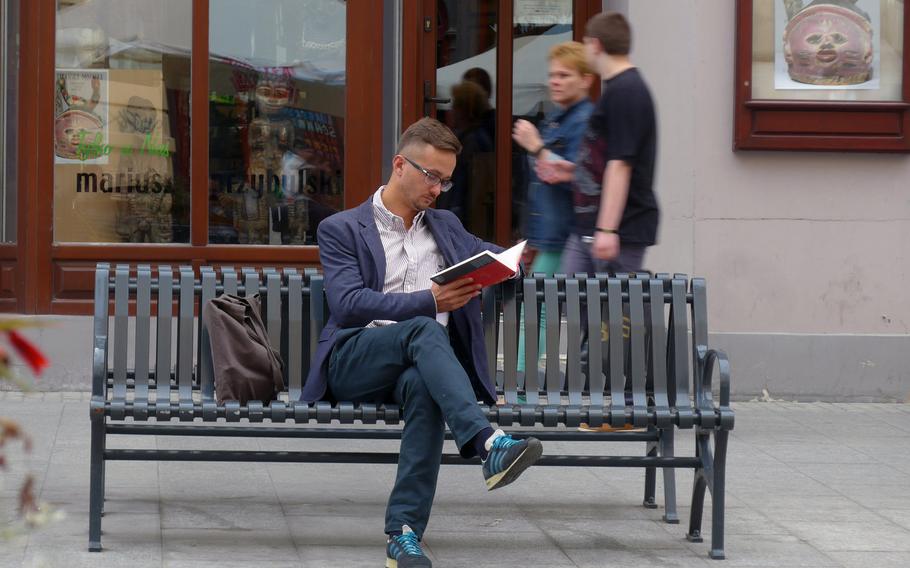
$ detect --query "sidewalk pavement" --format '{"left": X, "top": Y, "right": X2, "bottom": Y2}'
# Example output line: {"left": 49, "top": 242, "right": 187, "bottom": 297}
{"left": 1, "top": 393, "right": 909, "bottom": 568}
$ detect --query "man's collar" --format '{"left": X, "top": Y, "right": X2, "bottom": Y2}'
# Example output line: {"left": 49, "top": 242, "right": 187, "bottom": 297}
{"left": 372, "top": 186, "right": 425, "bottom": 229}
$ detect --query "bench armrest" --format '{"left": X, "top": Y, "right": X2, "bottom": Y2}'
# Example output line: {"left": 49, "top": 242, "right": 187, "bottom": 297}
{"left": 700, "top": 346, "right": 734, "bottom": 429}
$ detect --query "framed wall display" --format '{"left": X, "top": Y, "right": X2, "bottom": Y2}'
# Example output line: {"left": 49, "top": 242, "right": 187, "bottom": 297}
{"left": 735, "top": 0, "right": 910, "bottom": 152}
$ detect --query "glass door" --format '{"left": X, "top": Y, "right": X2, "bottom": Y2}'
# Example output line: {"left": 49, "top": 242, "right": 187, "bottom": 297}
{"left": 403, "top": 0, "right": 599, "bottom": 245}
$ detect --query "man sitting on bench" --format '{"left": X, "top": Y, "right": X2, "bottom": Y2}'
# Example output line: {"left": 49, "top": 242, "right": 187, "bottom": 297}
{"left": 303, "top": 117, "right": 543, "bottom": 568}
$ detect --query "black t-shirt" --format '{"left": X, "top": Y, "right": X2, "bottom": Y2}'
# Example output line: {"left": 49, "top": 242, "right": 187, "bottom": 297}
{"left": 572, "top": 68, "right": 659, "bottom": 245}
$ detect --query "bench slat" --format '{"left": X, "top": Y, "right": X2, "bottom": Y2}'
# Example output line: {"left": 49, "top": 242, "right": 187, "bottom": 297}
{"left": 309, "top": 273, "right": 325, "bottom": 364}
{"left": 628, "top": 278, "right": 648, "bottom": 427}
{"left": 565, "top": 277, "right": 583, "bottom": 406}
{"left": 669, "top": 277, "right": 694, "bottom": 428}
{"left": 543, "top": 278, "right": 561, "bottom": 405}
{"left": 155, "top": 266, "right": 174, "bottom": 405}
{"left": 265, "top": 269, "right": 282, "bottom": 353}
{"left": 176, "top": 267, "right": 195, "bottom": 405}
{"left": 607, "top": 278, "right": 625, "bottom": 427}
{"left": 113, "top": 265, "right": 130, "bottom": 403}
{"left": 501, "top": 279, "right": 519, "bottom": 401}
{"left": 92, "top": 264, "right": 111, "bottom": 399}
{"left": 198, "top": 267, "right": 217, "bottom": 401}
{"left": 287, "top": 272, "right": 304, "bottom": 401}
{"left": 134, "top": 265, "right": 152, "bottom": 402}
{"left": 222, "top": 266, "right": 238, "bottom": 296}
{"left": 585, "top": 277, "right": 604, "bottom": 407}
{"left": 522, "top": 278, "right": 540, "bottom": 406}
{"left": 482, "top": 286, "right": 497, "bottom": 382}
{"left": 691, "top": 278, "right": 716, "bottom": 427}
{"left": 649, "top": 278, "right": 672, "bottom": 427}
{"left": 242, "top": 267, "right": 258, "bottom": 297}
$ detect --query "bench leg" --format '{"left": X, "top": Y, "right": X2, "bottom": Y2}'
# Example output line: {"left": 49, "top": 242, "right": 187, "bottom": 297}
{"left": 660, "top": 429, "right": 679, "bottom": 524}
{"left": 709, "top": 430, "right": 729, "bottom": 560}
{"left": 686, "top": 432, "right": 709, "bottom": 545}
{"left": 643, "top": 439, "right": 658, "bottom": 509}
{"left": 88, "top": 419, "right": 105, "bottom": 552}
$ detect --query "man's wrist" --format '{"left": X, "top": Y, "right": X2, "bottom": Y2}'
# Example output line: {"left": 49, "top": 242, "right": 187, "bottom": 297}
{"left": 530, "top": 143, "right": 545, "bottom": 157}
{"left": 595, "top": 227, "right": 618, "bottom": 234}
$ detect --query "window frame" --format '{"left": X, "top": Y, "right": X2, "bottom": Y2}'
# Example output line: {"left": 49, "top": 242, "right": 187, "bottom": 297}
{"left": 734, "top": 0, "right": 910, "bottom": 153}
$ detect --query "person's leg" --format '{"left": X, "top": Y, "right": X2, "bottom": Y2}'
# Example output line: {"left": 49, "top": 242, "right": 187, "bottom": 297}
{"left": 591, "top": 244, "right": 647, "bottom": 274}
{"left": 559, "top": 233, "right": 596, "bottom": 276}
{"left": 517, "top": 250, "right": 562, "bottom": 372}
{"left": 384, "top": 366, "right": 445, "bottom": 538}
{"left": 328, "top": 317, "right": 490, "bottom": 457}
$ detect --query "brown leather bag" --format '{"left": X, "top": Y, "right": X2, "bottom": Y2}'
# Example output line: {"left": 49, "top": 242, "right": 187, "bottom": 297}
{"left": 201, "top": 294, "right": 284, "bottom": 405}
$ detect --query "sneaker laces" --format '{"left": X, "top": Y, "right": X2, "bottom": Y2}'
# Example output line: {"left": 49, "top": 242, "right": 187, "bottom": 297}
{"left": 491, "top": 434, "right": 520, "bottom": 451}
{"left": 395, "top": 530, "right": 424, "bottom": 557}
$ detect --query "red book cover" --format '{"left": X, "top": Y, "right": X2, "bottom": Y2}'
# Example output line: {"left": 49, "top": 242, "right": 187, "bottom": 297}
{"left": 431, "top": 241, "right": 526, "bottom": 288}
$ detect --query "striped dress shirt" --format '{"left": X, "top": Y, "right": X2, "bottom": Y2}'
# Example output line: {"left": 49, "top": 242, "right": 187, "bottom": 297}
{"left": 368, "top": 187, "right": 449, "bottom": 328}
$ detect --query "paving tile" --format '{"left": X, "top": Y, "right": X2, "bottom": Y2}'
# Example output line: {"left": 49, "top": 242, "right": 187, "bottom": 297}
{"left": 827, "top": 551, "right": 910, "bottom": 568}
{"left": 774, "top": 519, "right": 910, "bottom": 552}
{"left": 161, "top": 528, "right": 299, "bottom": 562}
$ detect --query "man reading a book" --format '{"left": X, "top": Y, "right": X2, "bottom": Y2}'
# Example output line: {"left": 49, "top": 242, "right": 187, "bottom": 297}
{"left": 302, "top": 117, "right": 543, "bottom": 568}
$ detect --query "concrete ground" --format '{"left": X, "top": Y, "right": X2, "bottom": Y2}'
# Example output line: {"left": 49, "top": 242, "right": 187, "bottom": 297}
{"left": 1, "top": 393, "right": 909, "bottom": 567}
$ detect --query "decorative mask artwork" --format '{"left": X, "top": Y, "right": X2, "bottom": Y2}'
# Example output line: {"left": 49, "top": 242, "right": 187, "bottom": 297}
{"left": 54, "top": 109, "right": 104, "bottom": 160}
{"left": 254, "top": 74, "right": 293, "bottom": 117}
{"left": 783, "top": 1, "right": 873, "bottom": 85}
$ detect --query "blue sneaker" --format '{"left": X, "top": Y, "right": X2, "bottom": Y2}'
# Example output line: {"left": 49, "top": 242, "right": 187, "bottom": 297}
{"left": 482, "top": 430, "right": 543, "bottom": 490}
{"left": 386, "top": 525, "right": 431, "bottom": 568}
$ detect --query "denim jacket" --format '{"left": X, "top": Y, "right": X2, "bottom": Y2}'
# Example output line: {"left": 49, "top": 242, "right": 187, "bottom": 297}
{"left": 526, "top": 98, "right": 594, "bottom": 251}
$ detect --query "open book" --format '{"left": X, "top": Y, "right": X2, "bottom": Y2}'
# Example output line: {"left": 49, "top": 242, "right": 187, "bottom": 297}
{"left": 430, "top": 240, "right": 526, "bottom": 288}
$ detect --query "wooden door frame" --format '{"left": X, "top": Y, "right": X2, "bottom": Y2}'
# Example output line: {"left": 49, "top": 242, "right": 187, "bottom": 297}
{"left": 13, "top": 0, "right": 384, "bottom": 314}
{"left": 401, "top": 0, "right": 604, "bottom": 246}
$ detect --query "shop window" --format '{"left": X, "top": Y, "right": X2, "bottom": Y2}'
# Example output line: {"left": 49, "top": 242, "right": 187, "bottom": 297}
{"left": 53, "top": 0, "right": 191, "bottom": 244}
{"left": 208, "top": 0, "right": 346, "bottom": 246}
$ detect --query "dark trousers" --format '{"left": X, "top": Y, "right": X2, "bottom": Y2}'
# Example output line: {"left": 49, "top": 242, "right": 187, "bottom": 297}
{"left": 327, "top": 316, "right": 491, "bottom": 538}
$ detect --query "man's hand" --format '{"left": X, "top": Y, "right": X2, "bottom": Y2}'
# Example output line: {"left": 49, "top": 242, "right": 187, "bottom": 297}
{"left": 512, "top": 119, "right": 543, "bottom": 153}
{"left": 535, "top": 158, "right": 575, "bottom": 184}
{"left": 431, "top": 278, "right": 482, "bottom": 313}
{"left": 591, "top": 231, "right": 620, "bottom": 261}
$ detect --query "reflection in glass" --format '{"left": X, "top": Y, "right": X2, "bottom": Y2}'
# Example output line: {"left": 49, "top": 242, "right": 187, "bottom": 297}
{"left": 434, "top": 0, "right": 497, "bottom": 242}
{"left": 208, "top": 0, "right": 346, "bottom": 245}
{"left": 53, "top": 0, "right": 191, "bottom": 243}
{"left": 2, "top": 0, "right": 19, "bottom": 243}
{"left": 751, "top": 0, "right": 904, "bottom": 101}
{"left": 511, "top": 0, "right": 573, "bottom": 241}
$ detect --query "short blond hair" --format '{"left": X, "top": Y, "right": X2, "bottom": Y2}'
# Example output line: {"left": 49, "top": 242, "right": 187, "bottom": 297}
{"left": 548, "top": 41, "right": 593, "bottom": 76}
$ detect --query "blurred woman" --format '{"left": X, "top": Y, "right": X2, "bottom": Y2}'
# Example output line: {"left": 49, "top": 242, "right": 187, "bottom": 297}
{"left": 512, "top": 41, "right": 594, "bottom": 373}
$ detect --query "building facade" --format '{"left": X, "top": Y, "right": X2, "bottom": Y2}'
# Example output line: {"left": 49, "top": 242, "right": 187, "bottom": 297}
{"left": 2, "top": 0, "right": 909, "bottom": 401}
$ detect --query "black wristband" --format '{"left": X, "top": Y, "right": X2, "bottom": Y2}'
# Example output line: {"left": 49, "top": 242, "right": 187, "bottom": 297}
{"left": 595, "top": 227, "right": 617, "bottom": 234}
{"left": 530, "top": 144, "right": 545, "bottom": 157}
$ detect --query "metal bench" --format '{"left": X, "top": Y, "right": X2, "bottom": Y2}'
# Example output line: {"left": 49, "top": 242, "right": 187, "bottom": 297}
{"left": 88, "top": 263, "right": 734, "bottom": 558}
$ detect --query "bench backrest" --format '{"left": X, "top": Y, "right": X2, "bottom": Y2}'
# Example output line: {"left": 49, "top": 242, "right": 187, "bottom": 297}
{"left": 94, "top": 264, "right": 709, "bottom": 425}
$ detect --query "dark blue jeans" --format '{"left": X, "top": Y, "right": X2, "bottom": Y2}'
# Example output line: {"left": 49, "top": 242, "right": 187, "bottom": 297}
{"left": 327, "top": 316, "right": 491, "bottom": 538}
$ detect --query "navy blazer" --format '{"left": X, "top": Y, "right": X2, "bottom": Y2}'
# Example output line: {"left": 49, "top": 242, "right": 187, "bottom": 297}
{"left": 302, "top": 198, "right": 505, "bottom": 405}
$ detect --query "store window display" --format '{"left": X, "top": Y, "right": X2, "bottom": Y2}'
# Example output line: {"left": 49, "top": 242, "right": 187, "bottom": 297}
{"left": 53, "top": 0, "right": 191, "bottom": 244}
{"left": 208, "top": 0, "right": 346, "bottom": 246}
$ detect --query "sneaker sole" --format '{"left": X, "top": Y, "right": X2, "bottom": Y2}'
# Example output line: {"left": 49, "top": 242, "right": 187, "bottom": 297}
{"left": 485, "top": 438, "right": 543, "bottom": 491}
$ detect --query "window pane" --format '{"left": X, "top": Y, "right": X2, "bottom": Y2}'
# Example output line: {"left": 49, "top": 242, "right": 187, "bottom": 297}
{"left": 511, "top": 0, "right": 573, "bottom": 242}
{"left": 54, "top": 1, "right": 191, "bottom": 244}
{"left": 435, "top": 0, "right": 497, "bottom": 242}
{"left": 2, "top": 0, "right": 19, "bottom": 243}
{"left": 208, "top": 0, "right": 346, "bottom": 245}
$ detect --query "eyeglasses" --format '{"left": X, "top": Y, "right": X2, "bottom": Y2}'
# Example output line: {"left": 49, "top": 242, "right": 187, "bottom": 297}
{"left": 401, "top": 155, "right": 454, "bottom": 192}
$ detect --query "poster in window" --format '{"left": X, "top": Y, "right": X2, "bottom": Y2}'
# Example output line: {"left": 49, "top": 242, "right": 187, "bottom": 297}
{"left": 54, "top": 69, "right": 110, "bottom": 165}
{"left": 775, "top": 0, "right": 880, "bottom": 90}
